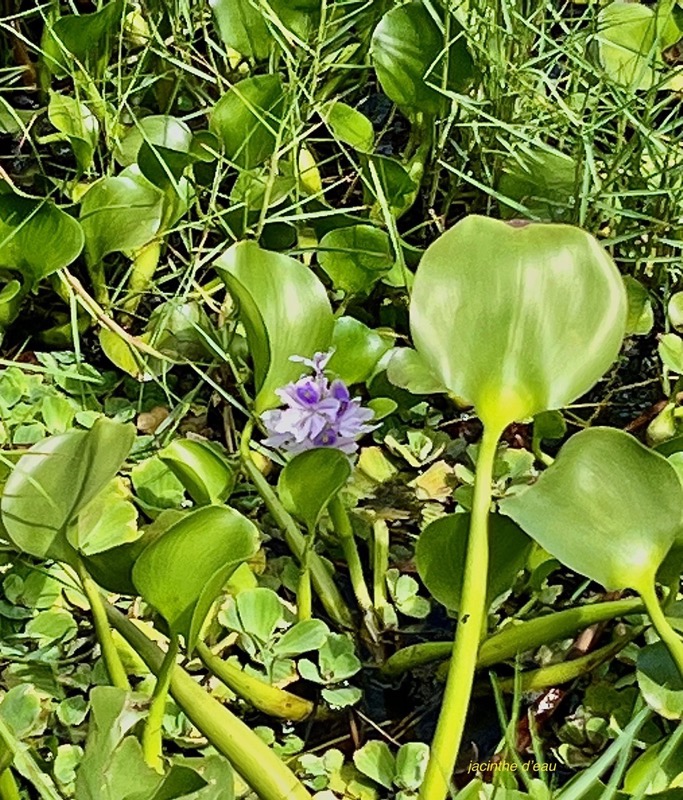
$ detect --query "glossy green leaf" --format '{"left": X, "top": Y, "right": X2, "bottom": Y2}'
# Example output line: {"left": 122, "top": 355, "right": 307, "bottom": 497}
{"left": 500, "top": 428, "right": 683, "bottom": 593}
{"left": 0, "top": 193, "right": 84, "bottom": 286}
{"left": 353, "top": 740, "right": 395, "bottom": 789}
{"left": 498, "top": 147, "right": 577, "bottom": 222}
{"left": 320, "top": 101, "right": 374, "bottom": 151}
{"left": 210, "top": 0, "right": 272, "bottom": 60}
{"left": 416, "top": 513, "right": 531, "bottom": 612}
{"left": 1, "top": 418, "right": 135, "bottom": 563}
{"left": 271, "top": 619, "right": 329, "bottom": 658}
{"left": 132, "top": 506, "right": 259, "bottom": 652}
{"left": 114, "top": 115, "right": 193, "bottom": 167}
{"left": 624, "top": 275, "right": 654, "bottom": 336}
{"left": 68, "top": 478, "right": 139, "bottom": 556}
{"left": 0, "top": 277, "right": 23, "bottom": 328}
{"left": 210, "top": 75, "right": 285, "bottom": 169}
{"left": 83, "top": 510, "right": 184, "bottom": 595}
{"left": 386, "top": 348, "right": 447, "bottom": 395}
{"left": 79, "top": 168, "right": 164, "bottom": 264}
{"left": 360, "top": 153, "right": 419, "bottom": 220}
{"left": 410, "top": 216, "right": 627, "bottom": 430}
{"left": 597, "top": 1, "right": 681, "bottom": 91}
{"left": 637, "top": 641, "right": 683, "bottom": 719}
{"left": 623, "top": 734, "right": 683, "bottom": 796}
{"left": 48, "top": 92, "right": 99, "bottom": 172}
{"left": 159, "top": 438, "right": 235, "bottom": 506}
{"left": 371, "top": 1, "right": 474, "bottom": 115}
{"left": 395, "top": 742, "right": 430, "bottom": 792}
{"left": 660, "top": 333, "right": 683, "bottom": 373}
{"left": 278, "top": 448, "right": 351, "bottom": 531}
{"left": 44, "top": 0, "right": 124, "bottom": 74}
{"left": 215, "top": 240, "right": 334, "bottom": 411}
{"left": 328, "top": 316, "right": 391, "bottom": 385}
{"left": 318, "top": 225, "right": 394, "bottom": 295}
{"left": 668, "top": 291, "right": 683, "bottom": 332}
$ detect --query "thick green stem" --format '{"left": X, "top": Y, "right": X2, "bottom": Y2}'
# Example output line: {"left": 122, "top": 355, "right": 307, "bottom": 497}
{"left": 195, "top": 641, "right": 315, "bottom": 721}
{"left": 298, "top": 547, "right": 313, "bottom": 621}
{"left": 240, "top": 421, "right": 353, "bottom": 628}
{"left": 142, "top": 633, "right": 178, "bottom": 773}
{"left": 493, "top": 634, "right": 638, "bottom": 694}
{"left": 419, "top": 426, "right": 500, "bottom": 800}
{"left": 77, "top": 562, "right": 129, "bottom": 691}
{"left": 106, "top": 604, "right": 313, "bottom": 800}
{"left": 328, "top": 495, "right": 373, "bottom": 614}
{"left": 640, "top": 581, "right": 683, "bottom": 677}
{"left": 381, "top": 597, "right": 645, "bottom": 677}
{"left": 372, "top": 519, "right": 389, "bottom": 612}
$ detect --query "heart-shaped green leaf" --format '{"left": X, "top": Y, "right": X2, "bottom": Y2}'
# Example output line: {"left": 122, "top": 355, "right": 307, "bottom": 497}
{"left": 79, "top": 168, "right": 164, "bottom": 264}
{"left": 416, "top": 513, "right": 531, "bottom": 612}
{"left": 210, "top": 75, "right": 285, "bottom": 169}
{"left": 410, "top": 216, "right": 627, "bottom": 431}
{"left": 68, "top": 478, "right": 139, "bottom": 556}
{"left": 215, "top": 240, "right": 334, "bottom": 411}
{"left": 1, "top": 418, "right": 135, "bottom": 563}
{"left": 0, "top": 193, "right": 84, "bottom": 286}
{"left": 500, "top": 428, "right": 683, "bottom": 594}
{"left": 159, "top": 438, "right": 235, "bottom": 506}
{"left": 132, "top": 506, "right": 259, "bottom": 652}
{"left": 637, "top": 641, "right": 683, "bottom": 719}
{"left": 278, "top": 448, "right": 351, "bottom": 532}
{"left": 371, "top": 1, "right": 474, "bottom": 115}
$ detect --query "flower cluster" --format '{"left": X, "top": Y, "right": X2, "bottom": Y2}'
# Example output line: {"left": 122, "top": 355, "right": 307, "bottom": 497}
{"left": 261, "top": 352, "right": 376, "bottom": 455}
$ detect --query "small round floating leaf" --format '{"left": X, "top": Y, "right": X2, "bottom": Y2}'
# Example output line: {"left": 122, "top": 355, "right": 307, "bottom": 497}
{"left": 132, "top": 506, "right": 259, "bottom": 653}
{"left": 278, "top": 448, "right": 351, "bottom": 532}
{"left": 624, "top": 276, "right": 654, "bottom": 336}
{"left": 416, "top": 513, "right": 531, "bottom": 612}
{"left": 500, "top": 428, "right": 683, "bottom": 593}
{"left": 410, "top": 216, "right": 627, "bottom": 430}
{"left": 214, "top": 240, "right": 333, "bottom": 412}
{"left": 386, "top": 348, "right": 447, "bottom": 395}
{"left": 668, "top": 292, "right": 683, "bottom": 333}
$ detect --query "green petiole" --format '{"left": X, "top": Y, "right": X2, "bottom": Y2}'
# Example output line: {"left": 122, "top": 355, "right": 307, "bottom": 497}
{"left": 142, "top": 632, "right": 178, "bottom": 773}
{"left": 419, "top": 425, "right": 501, "bottom": 800}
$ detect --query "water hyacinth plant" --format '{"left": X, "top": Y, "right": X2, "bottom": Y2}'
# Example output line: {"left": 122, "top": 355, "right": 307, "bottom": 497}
{"left": 7, "top": 1, "right": 683, "bottom": 798}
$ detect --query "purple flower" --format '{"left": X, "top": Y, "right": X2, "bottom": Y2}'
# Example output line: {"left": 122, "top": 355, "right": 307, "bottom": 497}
{"left": 261, "top": 351, "right": 377, "bottom": 455}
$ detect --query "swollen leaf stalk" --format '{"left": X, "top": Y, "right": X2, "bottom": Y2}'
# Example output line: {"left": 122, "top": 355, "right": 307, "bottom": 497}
{"left": 419, "top": 426, "right": 501, "bottom": 800}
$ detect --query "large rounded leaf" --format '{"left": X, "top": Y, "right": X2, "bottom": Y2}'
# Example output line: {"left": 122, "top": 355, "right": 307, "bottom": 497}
{"left": 278, "top": 448, "right": 351, "bottom": 532}
{"left": 1, "top": 418, "right": 135, "bottom": 563}
{"left": 215, "top": 240, "right": 334, "bottom": 411}
{"left": 371, "top": 2, "right": 474, "bottom": 115}
{"left": 132, "top": 506, "right": 259, "bottom": 652}
{"left": 500, "top": 428, "right": 683, "bottom": 593}
{"left": 416, "top": 513, "right": 531, "bottom": 612}
{"left": 0, "top": 193, "right": 84, "bottom": 286}
{"left": 410, "top": 216, "right": 627, "bottom": 430}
